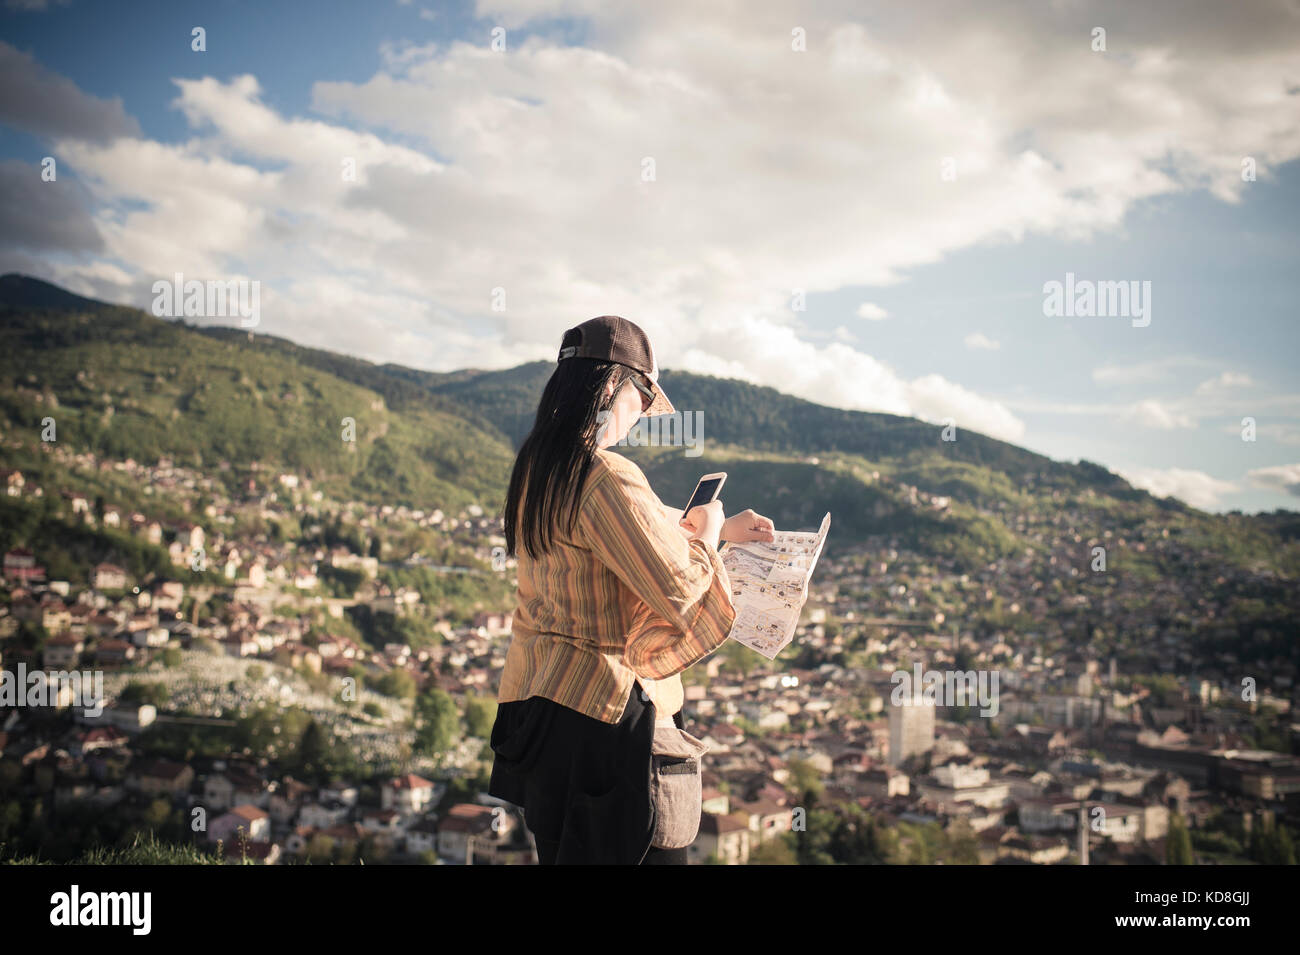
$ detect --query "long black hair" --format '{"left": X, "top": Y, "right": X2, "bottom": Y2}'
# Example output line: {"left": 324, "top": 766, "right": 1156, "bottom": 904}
{"left": 503, "top": 351, "right": 638, "bottom": 559}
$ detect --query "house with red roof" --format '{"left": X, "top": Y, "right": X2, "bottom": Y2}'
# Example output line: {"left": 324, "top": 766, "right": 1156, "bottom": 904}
{"left": 382, "top": 773, "right": 437, "bottom": 815}
{"left": 72, "top": 725, "right": 129, "bottom": 758}
{"left": 690, "top": 812, "right": 752, "bottom": 865}
{"left": 436, "top": 803, "right": 511, "bottom": 863}
{"left": 209, "top": 804, "right": 272, "bottom": 845}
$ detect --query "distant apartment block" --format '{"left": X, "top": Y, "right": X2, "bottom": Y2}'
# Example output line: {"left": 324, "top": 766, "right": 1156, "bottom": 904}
{"left": 889, "top": 696, "right": 936, "bottom": 767}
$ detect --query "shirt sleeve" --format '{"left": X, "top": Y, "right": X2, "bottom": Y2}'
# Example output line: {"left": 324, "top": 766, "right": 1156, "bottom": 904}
{"left": 576, "top": 456, "right": 736, "bottom": 679}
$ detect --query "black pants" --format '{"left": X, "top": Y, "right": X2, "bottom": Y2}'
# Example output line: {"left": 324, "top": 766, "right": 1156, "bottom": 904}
{"left": 533, "top": 836, "right": 686, "bottom": 866}
{"left": 489, "top": 680, "right": 690, "bottom": 865}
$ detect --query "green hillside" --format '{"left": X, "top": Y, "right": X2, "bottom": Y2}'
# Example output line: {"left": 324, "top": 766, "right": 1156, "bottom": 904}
{"left": 0, "top": 279, "right": 514, "bottom": 513}
{"left": 1, "top": 274, "right": 1296, "bottom": 587}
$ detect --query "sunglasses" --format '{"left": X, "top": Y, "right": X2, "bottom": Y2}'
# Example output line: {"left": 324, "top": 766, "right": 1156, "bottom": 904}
{"left": 628, "top": 372, "right": 656, "bottom": 413}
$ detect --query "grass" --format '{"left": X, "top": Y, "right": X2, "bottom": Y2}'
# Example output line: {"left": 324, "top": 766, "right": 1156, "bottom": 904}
{"left": 1, "top": 831, "right": 224, "bottom": 865}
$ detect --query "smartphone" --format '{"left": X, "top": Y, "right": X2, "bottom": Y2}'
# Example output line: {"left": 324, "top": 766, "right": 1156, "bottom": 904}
{"left": 682, "top": 471, "right": 727, "bottom": 517}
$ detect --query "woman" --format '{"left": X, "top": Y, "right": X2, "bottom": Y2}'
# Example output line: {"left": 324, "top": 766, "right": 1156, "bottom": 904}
{"left": 488, "top": 315, "right": 775, "bottom": 865}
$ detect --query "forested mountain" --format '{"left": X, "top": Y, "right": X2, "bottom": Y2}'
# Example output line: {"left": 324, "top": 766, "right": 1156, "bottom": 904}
{"left": 1, "top": 274, "right": 1294, "bottom": 580}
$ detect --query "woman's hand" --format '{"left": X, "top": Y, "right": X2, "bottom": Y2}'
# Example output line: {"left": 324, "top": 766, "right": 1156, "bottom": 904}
{"left": 720, "top": 509, "right": 775, "bottom": 543}
{"left": 680, "top": 500, "right": 725, "bottom": 550}
{"left": 663, "top": 505, "right": 695, "bottom": 540}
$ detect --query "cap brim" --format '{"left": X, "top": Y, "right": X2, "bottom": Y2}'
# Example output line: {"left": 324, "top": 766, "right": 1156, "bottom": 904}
{"left": 643, "top": 383, "right": 675, "bottom": 417}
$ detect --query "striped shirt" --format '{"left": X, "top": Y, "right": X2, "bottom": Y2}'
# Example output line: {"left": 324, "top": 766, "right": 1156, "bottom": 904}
{"left": 498, "top": 447, "right": 737, "bottom": 724}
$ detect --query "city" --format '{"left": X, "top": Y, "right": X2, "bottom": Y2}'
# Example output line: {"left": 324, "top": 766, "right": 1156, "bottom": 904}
{"left": 1, "top": 437, "right": 1294, "bottom": 865}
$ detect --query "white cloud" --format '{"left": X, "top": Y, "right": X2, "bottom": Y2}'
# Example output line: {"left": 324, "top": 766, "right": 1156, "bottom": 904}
{"left": 906, "top": 373, "right": 1025, "bottom": 441}
{"left": 963, "top": 331, "right": 1000, "bottom": 351}
{"left": 1247, "top": 463, "right": 1300, "bottom": 497}
{"left": 679, "top": 313, "right": 1025, "bottom": 441}
{"left": 1121, "top": 399, "right": 1196, "bottom": 430}
{"left": 1255, "top": 422, "right": 1300, "bottom": 446}
{"left": 1195, "top": 371, "right": 1254, "bottom": 394}
{"left": 1118, "top": 466, "right": 1238, "bottom": 511}
{"left": 8, "top": 0, "right": 1300, "bottom": 453}
{"left": 4, "top": 0, "right": 70, "bottom": 11}
{"left": 170, "top": 75, "right": 440, "bottom": 176}
{"left": 1092, "top": 355, "right": 1216, "bottom": 385}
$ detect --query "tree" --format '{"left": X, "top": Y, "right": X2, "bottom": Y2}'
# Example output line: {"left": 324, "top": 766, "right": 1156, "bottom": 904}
{"left": 945, "top": 818, "right": 980, "bottom": 865}
{"left": 794, "top": 807, "right": 838, "bottom": 865}
{"left": 297, "top": 719, "right": 329, "bottom": 776}
{"left": 1249, "top": 817, "right": 1296, "bottom": 865}
{"left": 463, "top": 694, "right": 497, "bottom": 738}
{"left": 0, "top": 800, "right": 21, "bottom": 841}
{"left": 786, "top": 758, "right": 824, "bottom": 805}
{"left": 748, "top": 833, "right": 798, "bottom": 864}
{"left": 372, "top": 669, "right": 416, "bottom": 701}
{"left": 141, "top": 798, "right": 172, "bottom": 831}
{"left": 716, "top": 640, "right": 755, "bottom": 678}
{"left": 306, "top": 833, "right": 334, "bottom": 864}
{"left": 415, "top": 688, "right": 461, "bottom": 759}
{"left": 1166, "top": 812, "right": 1194, "bottom": 865}
{"left": 119, "top": 681, "right": 169, "bottom": 707}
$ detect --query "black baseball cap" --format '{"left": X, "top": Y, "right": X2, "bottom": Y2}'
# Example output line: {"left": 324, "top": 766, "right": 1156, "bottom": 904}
{"left": 557, "top": 315, "right": 675, "bottom": 416}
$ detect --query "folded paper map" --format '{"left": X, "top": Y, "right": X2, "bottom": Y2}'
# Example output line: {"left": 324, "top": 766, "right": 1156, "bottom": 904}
{"left": 719, "top": 512, "right": 831, "bottom": 659}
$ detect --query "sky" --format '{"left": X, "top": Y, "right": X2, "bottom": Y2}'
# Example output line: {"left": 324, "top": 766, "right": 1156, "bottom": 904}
{"left": 1, "top": 0, "right": 1298, "bottom": 514}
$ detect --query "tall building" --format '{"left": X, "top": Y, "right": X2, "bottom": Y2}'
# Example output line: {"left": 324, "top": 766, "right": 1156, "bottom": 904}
{"left": 1078, "top": 804, "right": 1089, "bottom": 865}
{"left": 889, "top": 695, "right": 936, "bottom": 767}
